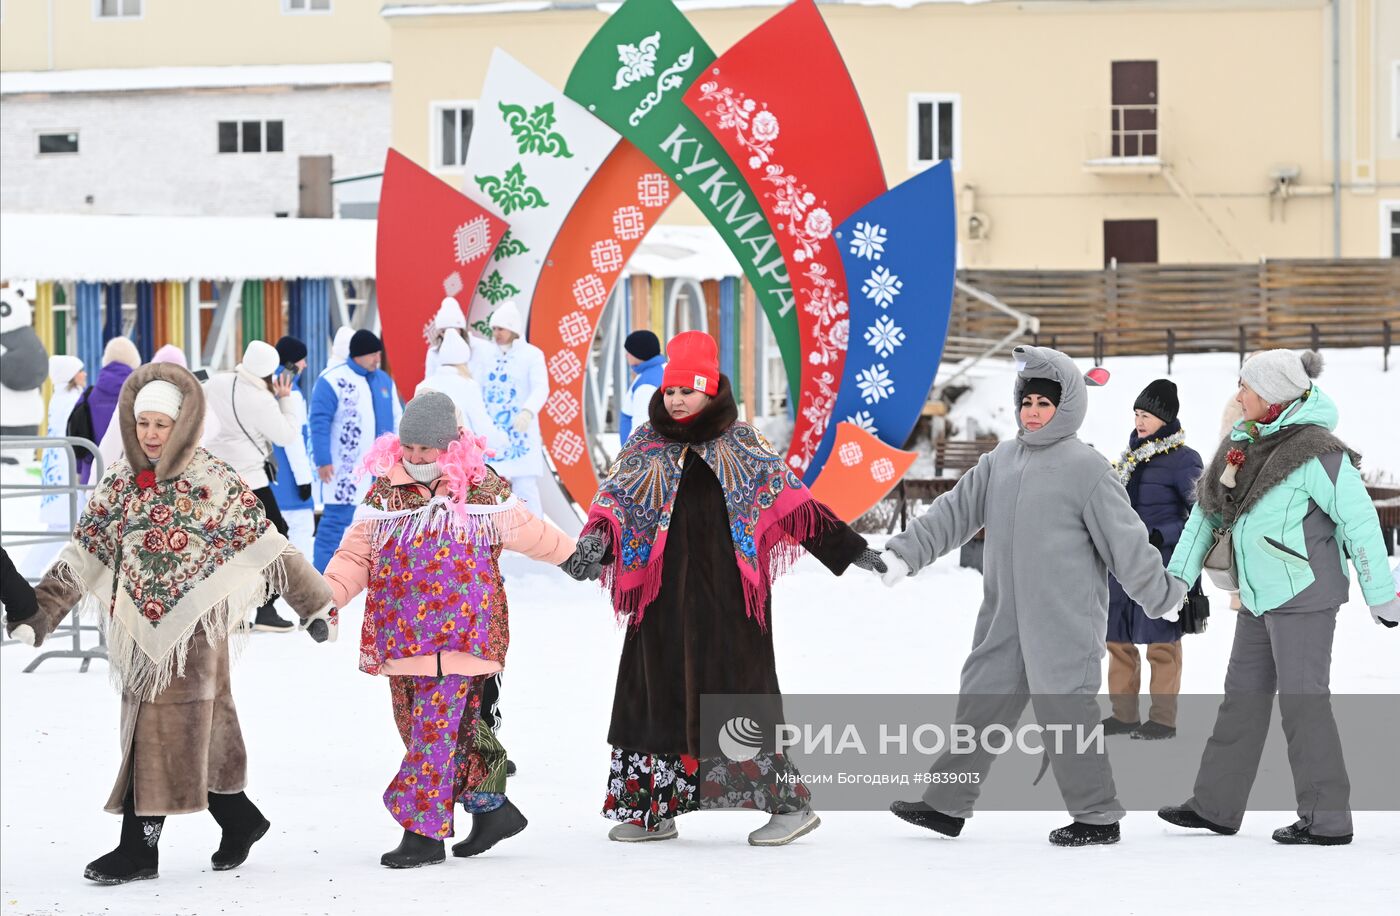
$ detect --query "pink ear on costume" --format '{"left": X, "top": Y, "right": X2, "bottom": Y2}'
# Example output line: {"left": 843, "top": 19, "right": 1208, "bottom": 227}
{"left": 1084, "top": 367, "right": 1111, "bottom": 387}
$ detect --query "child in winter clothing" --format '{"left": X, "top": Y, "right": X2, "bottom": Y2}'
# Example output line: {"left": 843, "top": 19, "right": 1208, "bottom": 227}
{"left": 1104, "top": 379, "right": 1204, "bottom": 740}
{"left": 1160, "top": 350, "right": 1400, "bottom": 845}
{"left": 322, "top": 392, "right": 579, "bottom": 867}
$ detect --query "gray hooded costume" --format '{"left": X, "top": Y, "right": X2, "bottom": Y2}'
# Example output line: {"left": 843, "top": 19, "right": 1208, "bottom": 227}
{"left": 887, "top": 346, "right": 1186, "bottom": 824}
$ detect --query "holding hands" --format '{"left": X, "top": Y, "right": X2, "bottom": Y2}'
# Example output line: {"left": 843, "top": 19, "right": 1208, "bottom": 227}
{"left": 561, "top": 532, "right": 610, "bottom": 582}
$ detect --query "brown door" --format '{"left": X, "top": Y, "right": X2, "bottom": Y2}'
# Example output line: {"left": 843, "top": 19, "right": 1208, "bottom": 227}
{"left": 1104, "top": 219, "right": 1158, "bottom": 266}
{"left": 298, "top": 155, "right": 333, "bottom": 218}
{"left": 1111, "top": 61, "right": 1158, "bottom": 157}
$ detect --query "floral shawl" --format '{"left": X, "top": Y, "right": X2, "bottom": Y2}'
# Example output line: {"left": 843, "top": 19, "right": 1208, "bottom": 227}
{"left": 586, "top": 420, "right": 837, "bottom": 629}
{"left": 51, "top": 448, "right": 291, "bottom": 700}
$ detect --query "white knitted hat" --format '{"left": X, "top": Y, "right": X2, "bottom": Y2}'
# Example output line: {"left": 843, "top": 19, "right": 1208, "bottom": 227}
{"left": 489, "top": 301, "right": 524, "bottom": 338}
{"left": 1239, "top": 349, "right": 1323, "bottom": 404}
{"left": 438, "top": 329, "right": 471, "bottom": 366}
{"left": 242, "top": 340, "right": 280, "bottom": 378}
{"left": 133, "top": 379, "right": 184, "bottom": 421}
{"left": 436, "top": 297, "right": 467, "bottom": 330}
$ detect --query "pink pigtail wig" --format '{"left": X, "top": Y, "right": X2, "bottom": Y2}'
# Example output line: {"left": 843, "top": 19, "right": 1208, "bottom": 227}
{"left": 360, "top": 432, "right": 403, "bottom": 479}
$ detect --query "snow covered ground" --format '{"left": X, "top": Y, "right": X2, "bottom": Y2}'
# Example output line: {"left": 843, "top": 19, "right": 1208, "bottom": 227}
{"left": 3, "top": 347, "right": 1398, "bottom": 915}
{"left": 951, "top": 347, "right": 1400, "bottom": 483}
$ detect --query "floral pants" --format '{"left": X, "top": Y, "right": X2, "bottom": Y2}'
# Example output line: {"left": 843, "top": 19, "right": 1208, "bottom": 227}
{"left": 602, "top": 747, "right": 812, "bottom": 831}
{"left": 386, "top": 674, "right": 508, "bottom": 839}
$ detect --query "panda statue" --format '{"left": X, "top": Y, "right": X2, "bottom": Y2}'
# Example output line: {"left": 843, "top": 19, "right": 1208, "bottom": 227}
{"left": 1, "top": 282, "right": 50, "bottom": 462}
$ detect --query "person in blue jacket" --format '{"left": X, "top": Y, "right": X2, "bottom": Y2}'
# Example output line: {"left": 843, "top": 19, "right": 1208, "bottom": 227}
{"left": 618, "top": 330, "right": 665, "bottom": 444}
{"left": 1103, "top": 379, "right": 1203, "bottom": 740}
{"left": 309, "top": 330, "right": 401, "bottom": 571}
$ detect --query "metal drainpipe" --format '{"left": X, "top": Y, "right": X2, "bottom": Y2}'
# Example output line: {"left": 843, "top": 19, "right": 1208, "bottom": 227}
{"left": 1332, "top": 0, "right": 1342, "bottom": 257}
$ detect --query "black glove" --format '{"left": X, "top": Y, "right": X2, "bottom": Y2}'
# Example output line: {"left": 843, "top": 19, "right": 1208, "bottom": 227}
{"left": 1148, "top": 529, "right": 1165, "bottom": 548}
{"left": 560, "top": 533, "right": 609, "bottom": 582}
{"left": 851, "top": 548, "right": 888, "bottom": 575}
{"left": 307, "top": 618, "right": 330, "bottom": 643}
{"left": 298, "top": 483, "right": 313, "bottom": 502}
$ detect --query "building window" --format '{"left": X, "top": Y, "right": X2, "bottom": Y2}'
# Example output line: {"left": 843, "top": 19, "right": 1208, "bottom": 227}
{"left": 1382, "top": 202, "right": 1400, "bottom": 258}
{"left": 37, "top": 132, "right": 79, "bottom": 155}
{"left": 218, "top": 120, "right": 284, "bottom": 154}
{"left": 908, "top": 94, "right": 960, "bottom": 172}
{"left": 432, "top": 102, "right": 475, "bottom": 170}
{"left": 283, "top": 0, "right": 331, "bottom": 12}
{"left": 95, "top": 0, "right": 141, "bottom": 18}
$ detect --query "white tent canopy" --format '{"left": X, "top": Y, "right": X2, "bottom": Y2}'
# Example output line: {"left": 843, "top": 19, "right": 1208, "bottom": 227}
{"left": 1, "top": 213, "right": 743, "bottom": 285}
{"left": 0, "top": 213, "right": 377, "bottom": 282}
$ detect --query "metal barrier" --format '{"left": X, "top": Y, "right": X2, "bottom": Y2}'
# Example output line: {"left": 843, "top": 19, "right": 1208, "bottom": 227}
{"left": 0, "top": 435, "right": 107, "bottom": 673}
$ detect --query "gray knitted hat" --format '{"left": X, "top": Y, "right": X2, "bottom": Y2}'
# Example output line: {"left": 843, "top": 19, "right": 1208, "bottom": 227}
{"left": 1239, "top": 349, "right": 1323, "bottom": 404}
{"left": 398, "top": 391, "right": 460, "bottom": 449}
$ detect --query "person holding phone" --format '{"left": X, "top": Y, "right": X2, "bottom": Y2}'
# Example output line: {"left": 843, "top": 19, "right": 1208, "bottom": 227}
{"left": 203, "top": 340, "right": 305, "bottom": 632}
{"left": 267, "top": 336, "right": 316, "bottom": 559}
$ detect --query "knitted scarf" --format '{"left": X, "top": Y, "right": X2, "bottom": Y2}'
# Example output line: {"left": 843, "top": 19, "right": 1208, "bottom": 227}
{"left": 1196, "top": 424, "right": 1356, "bottom": 523}
{"left": 586, "top": 402, "right": 838, "bottom": 630}
{"left": 50, "top": 449, "right": 291, "bottom": 700}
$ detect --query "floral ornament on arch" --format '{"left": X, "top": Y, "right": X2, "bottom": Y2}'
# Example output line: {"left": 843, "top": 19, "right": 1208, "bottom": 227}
{"left": 474, "top": 163, "right": 549, "bottom": 215}
{"left": 492, "top": 230, "right": 529, "bottom": 262}
{"left": 477, "top": 271, "right": 521, "bottom": 305}
{"left": 498, "top": 100, "right": 574, "bottom": 158}
{"left": 614, "top": 32, "right": 660, "bottom": 90}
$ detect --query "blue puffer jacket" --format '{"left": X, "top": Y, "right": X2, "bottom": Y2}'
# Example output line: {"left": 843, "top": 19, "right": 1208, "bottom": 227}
{"left": 1107, "top": 420, "right": 1204, "bottom": 644}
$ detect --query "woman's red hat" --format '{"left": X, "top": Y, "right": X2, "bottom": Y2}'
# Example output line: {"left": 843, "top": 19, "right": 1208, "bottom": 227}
{"left": 661, "top": 331, "right": 719, "bottom": 396}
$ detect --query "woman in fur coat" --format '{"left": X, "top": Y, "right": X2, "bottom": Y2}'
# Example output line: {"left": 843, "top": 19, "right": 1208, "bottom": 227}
{"left": 322, "top": 391, "right": 581, "bottom": 868}
{"left": 571, "top": 331, "right": 885, "bottom": 847}
{"left": 3, "top": 362, "right": 336, "bottom": 886}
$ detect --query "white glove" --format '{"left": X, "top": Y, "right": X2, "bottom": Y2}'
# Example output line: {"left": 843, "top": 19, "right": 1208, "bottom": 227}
{"left": 512, "top": 410, "right": 533, "bottom": 433}
{"left": 12, "top": 624, "right": 36, "bottom": 646}
{"left": 1161, "top": 605, "right": 1181, "bottom": 624}
{"left": 879, "top": 550, "right": 910, "bottom": 588}
{"left": 1370, "top": 596, "right": 1400, "bottom": 628}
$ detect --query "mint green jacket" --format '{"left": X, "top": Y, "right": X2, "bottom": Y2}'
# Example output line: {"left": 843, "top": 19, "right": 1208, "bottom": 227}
{"left": 1168, "top": 386, "right": 1396, "bottom": 614}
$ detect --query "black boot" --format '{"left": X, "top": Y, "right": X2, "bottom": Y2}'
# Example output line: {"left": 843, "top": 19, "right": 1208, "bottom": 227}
{"left": 1272, "top": 824, "right": 1352, "bottom": 846}
{"left": 889, "top": 800, "right": 965, "bottom": 837}
{"left": 1100, "top": 716, "right": 1141, "bottom": 736}
{"left": 451, "top": 800, "right": 528, "bottom": 857}
{"left": 1157, "top": 804, "right": 1238, "bottom": 836}
{"left": 380, "top": 829, "right": 445, "bottom": 868}
{"left": 207, "top": 792, "right": 272, "bottom": 871}
{"left": 84, "top": 809, "right": 164, "bottom": 885}
{"left": 252, "top": 603, "right": 294, "bottom": 632}
{"left": 1049, "top": 821, "right": 1120, "bottom": 847}
{"left": 1130, "top": 721, "right": 1177, "bottom": 740}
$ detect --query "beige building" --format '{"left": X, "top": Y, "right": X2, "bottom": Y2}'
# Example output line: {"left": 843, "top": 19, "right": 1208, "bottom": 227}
{"left": 0, "top": 0, "right": 390, "bottom": 70}
{"left": 382, "top": 0, "right": 1400, "bottom": 268}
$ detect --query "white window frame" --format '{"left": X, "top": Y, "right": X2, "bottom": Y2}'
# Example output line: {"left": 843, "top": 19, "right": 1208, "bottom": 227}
{"left": 36, "top": 129, "right": 80, "bottom": 157}
{"left": 430, "top": 100, "right": 476, "bottom": 172}
{"left": 1381, "top": 200, "right": 1400, "bottom": 258}
{"left": 907, "top": 93, "right": 962, "bottom": 173}
{"left": 282, "top": 0, "right": 332, "bottom": 14}
{"left": 93, "top": 0, "right": 142, "bottom": 20}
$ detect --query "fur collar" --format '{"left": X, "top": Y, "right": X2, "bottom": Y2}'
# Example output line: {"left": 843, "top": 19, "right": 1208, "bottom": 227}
{"left": 1196, "top": 424, "right": 1358, "bottom": 522}
{"left": 118, "top": 362, "right": 208, "bottom": 481}
{"left": 647, "top": 375, "right": 739, "bottom": 444}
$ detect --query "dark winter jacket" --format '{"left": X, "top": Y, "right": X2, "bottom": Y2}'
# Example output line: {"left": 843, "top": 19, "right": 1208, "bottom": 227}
{"left": 1107, "top": 420, "right": 1203, "bottom": 644}
{"left": 1, "top": 547, "right": 37, "bottom": 623}
{"left": 607, "top": 379, "right": 866, "bottom": 757}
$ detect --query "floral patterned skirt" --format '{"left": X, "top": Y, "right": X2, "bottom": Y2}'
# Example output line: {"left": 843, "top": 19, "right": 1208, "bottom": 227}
{"left": 602, "top": 747, "right": 811, "bottom": 831}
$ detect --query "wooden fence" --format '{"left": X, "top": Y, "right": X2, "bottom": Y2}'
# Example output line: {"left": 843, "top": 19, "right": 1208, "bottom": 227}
{"left": 952, "top": 259, "right": 1400, "bottom": 365}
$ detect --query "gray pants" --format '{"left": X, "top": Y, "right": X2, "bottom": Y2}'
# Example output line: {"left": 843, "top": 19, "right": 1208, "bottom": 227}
{"left": 1187, "top": 607, "right": 1351, "bottom": 836}
{"left": 923, "top": 595, "right": 1124, "bottom": 826}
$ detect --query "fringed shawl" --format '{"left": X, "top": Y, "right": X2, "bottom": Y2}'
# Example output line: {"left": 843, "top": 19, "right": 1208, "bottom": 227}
{"left": 351, "top": 468, "right": 527, "bottom": 553}
{"left": 51, "top": 449, "right": 290, "bottom": 701}
{"left": 586, "top": 418, "right": 838, "bottom": 629}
